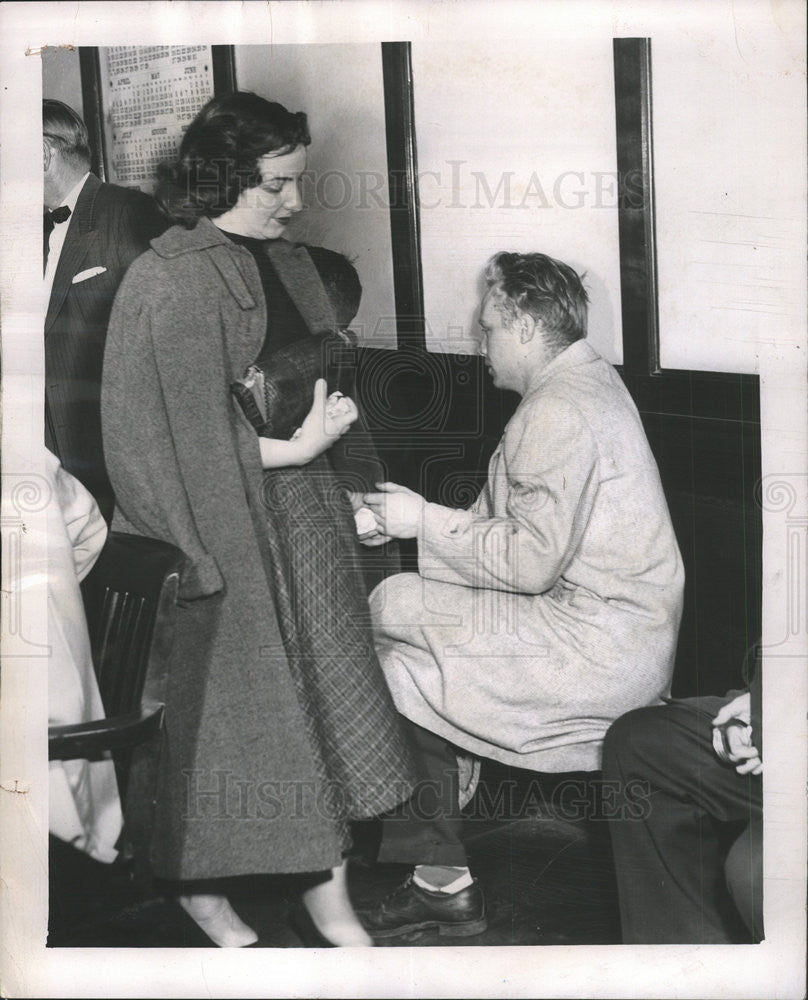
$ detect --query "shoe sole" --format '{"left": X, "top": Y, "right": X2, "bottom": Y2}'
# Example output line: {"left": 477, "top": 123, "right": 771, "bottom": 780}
{"left": 369, "top": 916, "right": 488, "bottom": 940}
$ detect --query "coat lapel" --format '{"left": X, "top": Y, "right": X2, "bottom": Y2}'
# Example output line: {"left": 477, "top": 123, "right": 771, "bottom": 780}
{"left": 263, "top": 239, "right": 336, "bottom": 334}
{"left": 45, "top": 174, "right": 101, "bottom": 336}
{"left": 207, "top": 244, "right": 258, "bottom": 312}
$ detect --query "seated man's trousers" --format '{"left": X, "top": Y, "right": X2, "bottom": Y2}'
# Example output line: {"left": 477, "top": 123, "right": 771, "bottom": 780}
{"left": 378, "top": 717, "right": 468, "bottom": 867}
{"left": 602, "top": 698, "right": 763, "bottom": 944}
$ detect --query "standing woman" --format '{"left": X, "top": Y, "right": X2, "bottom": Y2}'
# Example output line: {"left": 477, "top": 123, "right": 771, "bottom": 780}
{"left": 101, "top": 92, "right": 414, "bottom": 947}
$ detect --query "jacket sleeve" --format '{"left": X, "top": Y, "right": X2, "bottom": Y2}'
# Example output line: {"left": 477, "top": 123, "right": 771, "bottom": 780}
{"left": 102, "top": 257, "right": 227, "bottom": 600}
{"left": 47, "top": 449, "right": 108, "bottom": 583}
{"left": 417, "top": 393, "right": 599, "bottom": 594}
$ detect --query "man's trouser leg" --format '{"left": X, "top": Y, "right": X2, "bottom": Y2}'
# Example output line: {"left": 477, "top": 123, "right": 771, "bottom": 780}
{"left": 377, "top": 717, "right": 468, "bottom": 866}
{"left": 724, "top": 817, "right": 764, "bottom": 940}
{"left": 602, "top": 700, "right": 763, "bottom": 944}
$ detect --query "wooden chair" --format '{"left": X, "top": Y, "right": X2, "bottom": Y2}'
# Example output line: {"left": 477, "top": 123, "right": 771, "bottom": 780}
{"left": 48, "top": 531, "right": 182, "bottom": 870}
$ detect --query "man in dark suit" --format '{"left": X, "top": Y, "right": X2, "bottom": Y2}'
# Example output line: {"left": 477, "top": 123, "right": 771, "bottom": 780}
{"left": 43, "top": 99, "right": 167, "bottom": 522}
{"left": 602, "top": 646, "right": 763, "bottom": 943}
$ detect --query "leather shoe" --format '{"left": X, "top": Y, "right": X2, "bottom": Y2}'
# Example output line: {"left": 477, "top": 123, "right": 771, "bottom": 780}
{"left": 360, "top": 874, "right": 487, "bottom": 939}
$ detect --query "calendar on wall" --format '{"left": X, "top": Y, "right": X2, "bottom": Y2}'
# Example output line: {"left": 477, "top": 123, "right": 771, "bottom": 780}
{"left": 94, "top": 45, "right": 223, "bottom": 193}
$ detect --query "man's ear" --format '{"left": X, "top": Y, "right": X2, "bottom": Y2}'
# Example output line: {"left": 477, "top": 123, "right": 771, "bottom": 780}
{"left": 43, "top": 140, "right": 52, "bottom": 172}
{"left": 518, "top": 313, "right": 538, "bottom": 345}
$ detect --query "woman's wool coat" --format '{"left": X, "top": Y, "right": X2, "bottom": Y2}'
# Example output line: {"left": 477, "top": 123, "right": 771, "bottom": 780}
{"left": 102, "top": 219, "right": 411, "bottom": 878}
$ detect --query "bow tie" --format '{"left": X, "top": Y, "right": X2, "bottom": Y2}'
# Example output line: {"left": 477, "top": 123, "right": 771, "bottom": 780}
{"left": 44, "top": 206, "right": 72, "bottom": 273}
{"left": 44, "top": 205, "right": 72, "bottom": 226}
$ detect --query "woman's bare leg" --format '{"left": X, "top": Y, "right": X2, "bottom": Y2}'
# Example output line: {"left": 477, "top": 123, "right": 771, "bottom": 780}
{"left": 178, "top": 893, "right": 258, "bottom": 947}
{"left": 301, "top": 860, "right": 373, "bottom": 947}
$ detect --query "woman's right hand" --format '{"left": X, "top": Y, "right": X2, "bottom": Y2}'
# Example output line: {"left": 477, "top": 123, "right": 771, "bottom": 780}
{"left": 297, "top": 379, "right": 358, "bottom": 459}
{"left": 258, "top": 380, "right": 358, "bottom": 469}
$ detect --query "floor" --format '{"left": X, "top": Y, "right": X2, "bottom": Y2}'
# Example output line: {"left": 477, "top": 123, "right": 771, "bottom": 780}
{"left": 47, "top": 761, "right": 622, "bottom": 949}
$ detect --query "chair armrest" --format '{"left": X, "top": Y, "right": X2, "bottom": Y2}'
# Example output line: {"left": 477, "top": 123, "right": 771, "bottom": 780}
{"left": 48, "top": 701, "right": 165, "bottom": 761}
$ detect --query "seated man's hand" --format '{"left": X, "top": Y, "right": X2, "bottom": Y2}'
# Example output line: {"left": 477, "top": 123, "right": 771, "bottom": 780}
{"left": 712, "top": 692, "right": 762, "bottom": 776}
{"left": 351, "top": 503, "right": 394, "bottom": 547}
{"left": 358, "top": 528, "right": 395, "bottom": 548}
{"left": 364, "top": 482, "right": 425, "bottom": 540}
{"left": 346, "top": 491, "right": 366, "bottom": 514}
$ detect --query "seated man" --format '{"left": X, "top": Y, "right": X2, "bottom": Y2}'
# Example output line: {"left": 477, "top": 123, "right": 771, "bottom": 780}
{"left": 360, "top": 251, "right": 684, "bottom": 938}
{"left": 602, "top": 652, "right": 763, "bottom": 943}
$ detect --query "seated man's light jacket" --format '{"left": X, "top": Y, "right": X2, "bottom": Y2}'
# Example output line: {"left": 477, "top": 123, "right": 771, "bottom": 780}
{"left": 370, "top": 339, "right": 684, "bottom": 772}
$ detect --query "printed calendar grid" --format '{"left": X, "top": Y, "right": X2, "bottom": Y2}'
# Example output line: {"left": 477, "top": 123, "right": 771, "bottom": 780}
{"left": 100, "top": 45, "right": 215, "bottom": 191}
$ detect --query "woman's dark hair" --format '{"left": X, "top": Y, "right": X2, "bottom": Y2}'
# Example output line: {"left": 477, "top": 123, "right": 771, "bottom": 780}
{"left": 157, "top": 91, "right": 310, "bottom": 226}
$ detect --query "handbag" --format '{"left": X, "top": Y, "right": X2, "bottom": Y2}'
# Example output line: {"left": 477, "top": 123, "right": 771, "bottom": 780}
{"left": 231, "top": 330, "right": 358, "bottom": 440}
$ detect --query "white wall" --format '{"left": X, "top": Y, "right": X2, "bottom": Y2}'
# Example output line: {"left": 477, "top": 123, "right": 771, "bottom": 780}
{"left": 652, "top": 6, "right": 804, "bottom": 374}
{"left": 235, "top": 44, "right": 398, "bottom": 347}
{"left": 42, "top": 47, "right": 83, "bottom": 117}
{"left": 411, "top": 38, "right": 623, "bottom": 361}
{"left": 236, "top": 39, "right": 624, "bottom": 361}
{"left": 42, "top": 18, "right": 806, "bottom": 373}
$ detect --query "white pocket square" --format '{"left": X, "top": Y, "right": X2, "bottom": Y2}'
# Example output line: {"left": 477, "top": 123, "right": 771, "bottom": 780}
{"left": 72, "top": 266, "right": 107, "bottom": 284}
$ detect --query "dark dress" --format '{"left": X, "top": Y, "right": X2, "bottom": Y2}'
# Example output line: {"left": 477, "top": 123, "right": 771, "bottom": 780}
{"left": 225, "top": 232, "right": 413, "bottom": 849}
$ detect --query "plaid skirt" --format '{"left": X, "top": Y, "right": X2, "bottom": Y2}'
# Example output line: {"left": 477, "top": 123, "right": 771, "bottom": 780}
{"left": 260, "top": 456, "right": 415, "bottom": 849}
